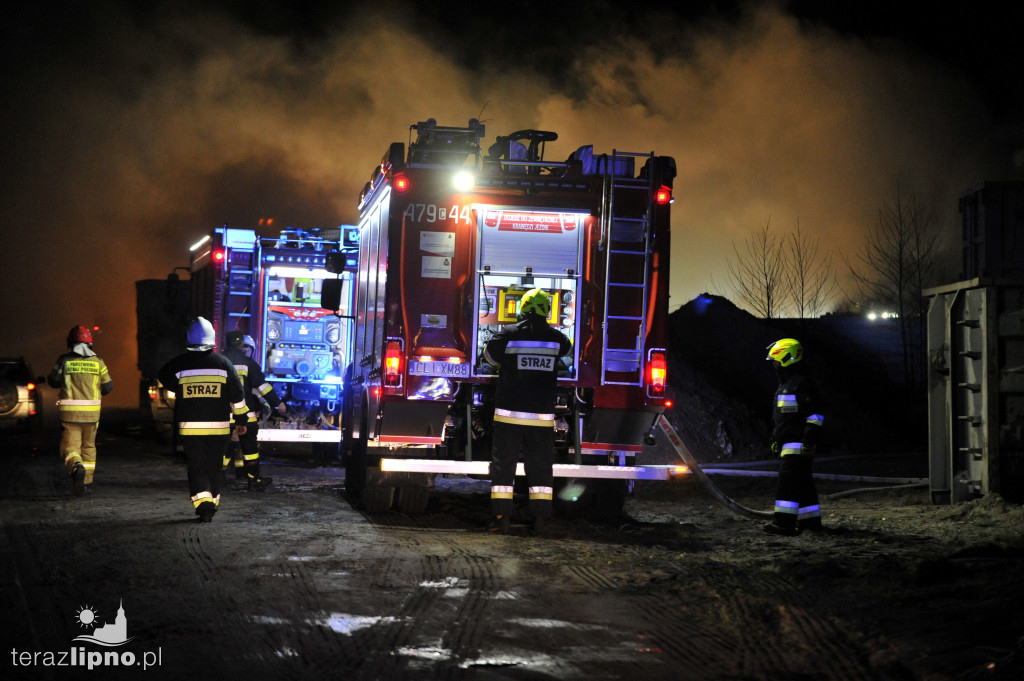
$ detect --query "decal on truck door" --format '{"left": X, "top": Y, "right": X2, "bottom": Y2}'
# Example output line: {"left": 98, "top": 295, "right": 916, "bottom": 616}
{"left": 420, "top": 231, "right": 455, "bottom": 279}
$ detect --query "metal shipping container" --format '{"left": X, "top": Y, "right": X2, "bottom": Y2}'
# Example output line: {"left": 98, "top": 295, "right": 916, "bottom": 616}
{"left": 925, "top": 279, "right": 1024, "bottom": 504}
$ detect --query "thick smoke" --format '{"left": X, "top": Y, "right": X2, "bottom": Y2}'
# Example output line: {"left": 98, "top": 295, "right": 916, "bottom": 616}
{"left": 0, "top": 2, "right": 1007, "bottom": 407}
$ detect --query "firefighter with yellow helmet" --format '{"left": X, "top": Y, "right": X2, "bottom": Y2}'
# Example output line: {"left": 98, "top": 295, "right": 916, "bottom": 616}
{"left": 483, "top": 288, "right": 572, "bottom": 533}
{"left": 763, "top": 338, "right": 825, "bottom": 536}
{"left": 47, "top": 325, "right": 114, "bottom": 496}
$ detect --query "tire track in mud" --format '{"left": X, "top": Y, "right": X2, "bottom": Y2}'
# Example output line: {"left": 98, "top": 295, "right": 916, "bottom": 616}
{"left": 565, "top": 562, "right": 739, "bottom": 676}
{"left": 297, "top": 529, "right": 517, "bottom": 681}
{"left": 232, "top": 529, "right": 468, "bottom": 680}
{"left": 348, "top": 548, "right": 480, "bottom": 679}
{"left": 565, "top": 558, "right": 876, "bottom": 681}
{"left": 435, "top": 545, "right": 505, "bottom": 678}
{"left": 179, "top": 525, "right": 273, "bottom": 674}
{"left": 266, "top": 557, "right": 350, "bottom": 681}
{"left": 687, "top": 562, "right": 876, "bottom": 681}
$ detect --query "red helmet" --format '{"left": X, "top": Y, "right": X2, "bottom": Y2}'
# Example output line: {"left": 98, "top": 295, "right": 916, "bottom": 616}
{"left": 67, "top": 325, "right": 94, "bottom": 346}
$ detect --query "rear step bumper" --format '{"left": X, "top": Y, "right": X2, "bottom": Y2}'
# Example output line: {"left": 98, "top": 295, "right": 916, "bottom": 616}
{"left": 379, "top": 458, "right": 684, "bottom": 480}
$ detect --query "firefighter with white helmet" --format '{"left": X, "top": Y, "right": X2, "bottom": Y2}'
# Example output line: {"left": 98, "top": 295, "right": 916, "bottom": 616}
{"left": 47, "top": 325, "right": 114, "bottom": 496}
{"left": 483, "top": 288, "right": 572, "bottom": 533}
{"left": 158, "top": 317, "right": 250, "bottom": 522}
{"left": 763, "top": 338, "right": 825, "bottom": 536}
{"left": 221, "top": 330, "right": 285, "bottom": 490}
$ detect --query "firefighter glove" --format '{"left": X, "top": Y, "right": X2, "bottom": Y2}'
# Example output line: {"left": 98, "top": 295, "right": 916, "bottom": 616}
{"left": 770, "top": 441, "right": 781, "bottom": 456}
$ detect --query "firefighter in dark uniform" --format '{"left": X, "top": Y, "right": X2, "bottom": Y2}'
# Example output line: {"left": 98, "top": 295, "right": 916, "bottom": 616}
{"left": 222, "top": 331, "right": 285, "bottom": 491}
{"left": 763, "top": 338, "right": 825, "bottom": 536}
{"left": 158, "top": 317, "right": 250, "bottom": 522}
{"left": 48, "top": 325, "right": 114, "bottom": 496}
{"left": 483, "top": 288, "right": 572, "bottom": 533}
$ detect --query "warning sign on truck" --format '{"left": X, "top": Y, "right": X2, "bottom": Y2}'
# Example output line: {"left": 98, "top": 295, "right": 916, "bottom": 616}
{"left": 422, "top": 255, "right": 452, "bottom": 279}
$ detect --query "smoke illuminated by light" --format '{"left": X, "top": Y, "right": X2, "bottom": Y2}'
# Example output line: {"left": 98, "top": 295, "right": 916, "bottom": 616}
{"left": 0, "top": 2, "right": 1011, "bottom": 407}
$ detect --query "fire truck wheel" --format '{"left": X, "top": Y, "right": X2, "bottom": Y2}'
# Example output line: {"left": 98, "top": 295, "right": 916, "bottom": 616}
{"left": 395, "top": 486, "right": 431, "bottom": 514}
{"left": 344, "top": 440, "right": 367, "bottom": 501}
{"left": 362, "top": 467, "right": 395, "bottom": 512}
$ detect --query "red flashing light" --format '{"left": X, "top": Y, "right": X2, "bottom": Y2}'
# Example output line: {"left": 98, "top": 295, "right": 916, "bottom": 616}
{"left": 213, "top": 248, "right": 226, "bottom": 262}
{"left": 385, "top": 339, "right": 403, "bottom": 387}
{"left": 393, "top": 174, "right": 411, "bottom": 193}
{"left": 655, "top": 186, "right": 672, "bottom": 205}
{"left": 27, "top": 382, "right": 36, "bottom": 392}
{"left": 648, "top": 350, "right": 667, "bottom": 397}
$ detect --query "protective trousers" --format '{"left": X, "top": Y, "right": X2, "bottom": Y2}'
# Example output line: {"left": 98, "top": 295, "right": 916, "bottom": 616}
{"left": 60, "top": 421, "right": 98, "bottom": 484}
{"left": 183, "top": 434, "right": 229, "bottom": 516}
{"left": 489, "top": 421, "right": 554, "bottom": 519}
{"left": 222, "top": 424, "right": 262, "bottom": 479}
{"left": 772, "top": 454, "right": 821, "bottom": 531}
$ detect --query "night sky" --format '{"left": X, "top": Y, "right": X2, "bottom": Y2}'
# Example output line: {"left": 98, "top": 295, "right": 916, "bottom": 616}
{"left": 2, "top": 0, "right": 1022, "bottom": 408}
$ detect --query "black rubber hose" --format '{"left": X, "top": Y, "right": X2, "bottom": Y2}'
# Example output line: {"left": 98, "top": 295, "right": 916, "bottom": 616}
{"left": 671, "top": 438, "right": 774, "bottom": 520}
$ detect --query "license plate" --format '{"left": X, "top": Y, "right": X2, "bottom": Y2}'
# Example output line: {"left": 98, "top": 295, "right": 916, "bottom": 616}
{"left": 408, "top": 360, "right": 471, "bottom": 378}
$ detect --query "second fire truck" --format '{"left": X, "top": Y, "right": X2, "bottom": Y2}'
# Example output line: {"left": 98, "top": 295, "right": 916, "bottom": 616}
{"left": 188, "top": 224, "right": 358, "bottom": 461}
{"left": 325, "top": 118, "right": 676, "bottom": 513}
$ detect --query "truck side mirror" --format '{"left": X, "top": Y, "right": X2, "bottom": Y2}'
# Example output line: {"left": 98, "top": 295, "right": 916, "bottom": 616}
{"left": 321, "top": 278, "right": 343, "bottom": 312}
{"left": 325, "top": 249, "right": 358, "bottom": 274}
{"left": 325, "top": 251, "right": 345, "bottom": 274}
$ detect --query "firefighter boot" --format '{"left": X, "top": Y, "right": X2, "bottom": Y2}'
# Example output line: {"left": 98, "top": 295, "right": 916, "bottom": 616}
{"left": 196, "top": 501, "right": 216, "bottom": 523}
{"left": 487, "top": 515, "right": 511, "bottom": 534}
{"left": 799, "top": 517, "right": 824, "bottom": 533}
{"left": 248, "top": 475, "right": 273, "bottom": 492}
{"left": 71, "top": 463, "right": 86, "bottom": 497}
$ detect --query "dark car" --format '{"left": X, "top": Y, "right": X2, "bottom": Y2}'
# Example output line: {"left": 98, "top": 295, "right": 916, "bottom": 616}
{"left": 0, "top": 357, "right": 43, "bottom": 430}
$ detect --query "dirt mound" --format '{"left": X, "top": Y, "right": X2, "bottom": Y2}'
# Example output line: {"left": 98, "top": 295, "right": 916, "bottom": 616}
{"left": 667, "top": 294, "right": 909, "bottom": 462}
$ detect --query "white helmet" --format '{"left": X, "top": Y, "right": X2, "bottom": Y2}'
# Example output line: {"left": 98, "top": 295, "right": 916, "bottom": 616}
{"left": 187, "top": 317, "right": 216, "bottom": 350}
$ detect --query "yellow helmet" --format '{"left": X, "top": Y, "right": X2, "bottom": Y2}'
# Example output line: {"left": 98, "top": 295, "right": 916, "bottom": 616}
{"left": 519, "top": 288, "right": 552, "bottom": 318}
{"left": 766, "top": 338, "right": 803, "bottom": 367}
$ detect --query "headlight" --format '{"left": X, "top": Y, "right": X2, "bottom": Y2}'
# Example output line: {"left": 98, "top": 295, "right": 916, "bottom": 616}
{"left": 453, "top": 171, "right": 474, "bottom": 192}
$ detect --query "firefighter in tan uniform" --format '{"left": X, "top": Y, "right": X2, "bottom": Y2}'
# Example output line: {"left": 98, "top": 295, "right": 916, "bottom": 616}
{"left": 484, "top": 289, "right": 572, "bottom": 533}
{"left": 48, "top": 325, "right": 114, "bottom": 496}
{"left": 158, "top": 318, "right": 250, "bottom": 522}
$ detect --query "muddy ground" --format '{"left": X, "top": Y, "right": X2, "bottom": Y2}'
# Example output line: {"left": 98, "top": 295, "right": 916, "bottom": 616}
{"left": 1, "top": 417, "right": 1023, "bottom": 681}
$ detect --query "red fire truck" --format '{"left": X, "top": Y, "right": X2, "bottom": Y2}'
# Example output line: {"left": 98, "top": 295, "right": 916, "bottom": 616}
{"left": 325, "top": 118, "right": 676, "bottom": 513}
{"left": 188, "top": 223, "right": 358, "bottom": 462}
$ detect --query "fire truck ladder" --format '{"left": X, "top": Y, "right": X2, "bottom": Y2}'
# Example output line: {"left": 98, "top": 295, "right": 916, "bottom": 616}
{"left": 225, "top": 246, "right": 256, "bottom": 334}
{"left": 600, "top": 150, "right": 655, "bottom": 386}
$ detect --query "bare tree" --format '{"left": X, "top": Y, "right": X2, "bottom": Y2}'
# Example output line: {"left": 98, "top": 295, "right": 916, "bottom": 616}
{"left": 719, "top": 218, "right": 788, "bottom": 319}
{"left": 787, "top": 219, "right": 839, "bottom": 319}
{"left": 847, "top": 181, "right": 941, "bottom": 390}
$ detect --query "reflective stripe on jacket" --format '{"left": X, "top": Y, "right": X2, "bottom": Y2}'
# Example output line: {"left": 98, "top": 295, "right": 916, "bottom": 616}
{"left": 771, "top": 371, "right": 824, "bottom": 453}
{"left": 50, "top": 353, "right": 112, "bottom": 423}
{"left": 485, "top": 316, "right": 572, "bottom": 427}
{"left": 157, "top": 350, "right": 249, "bottom": 436}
